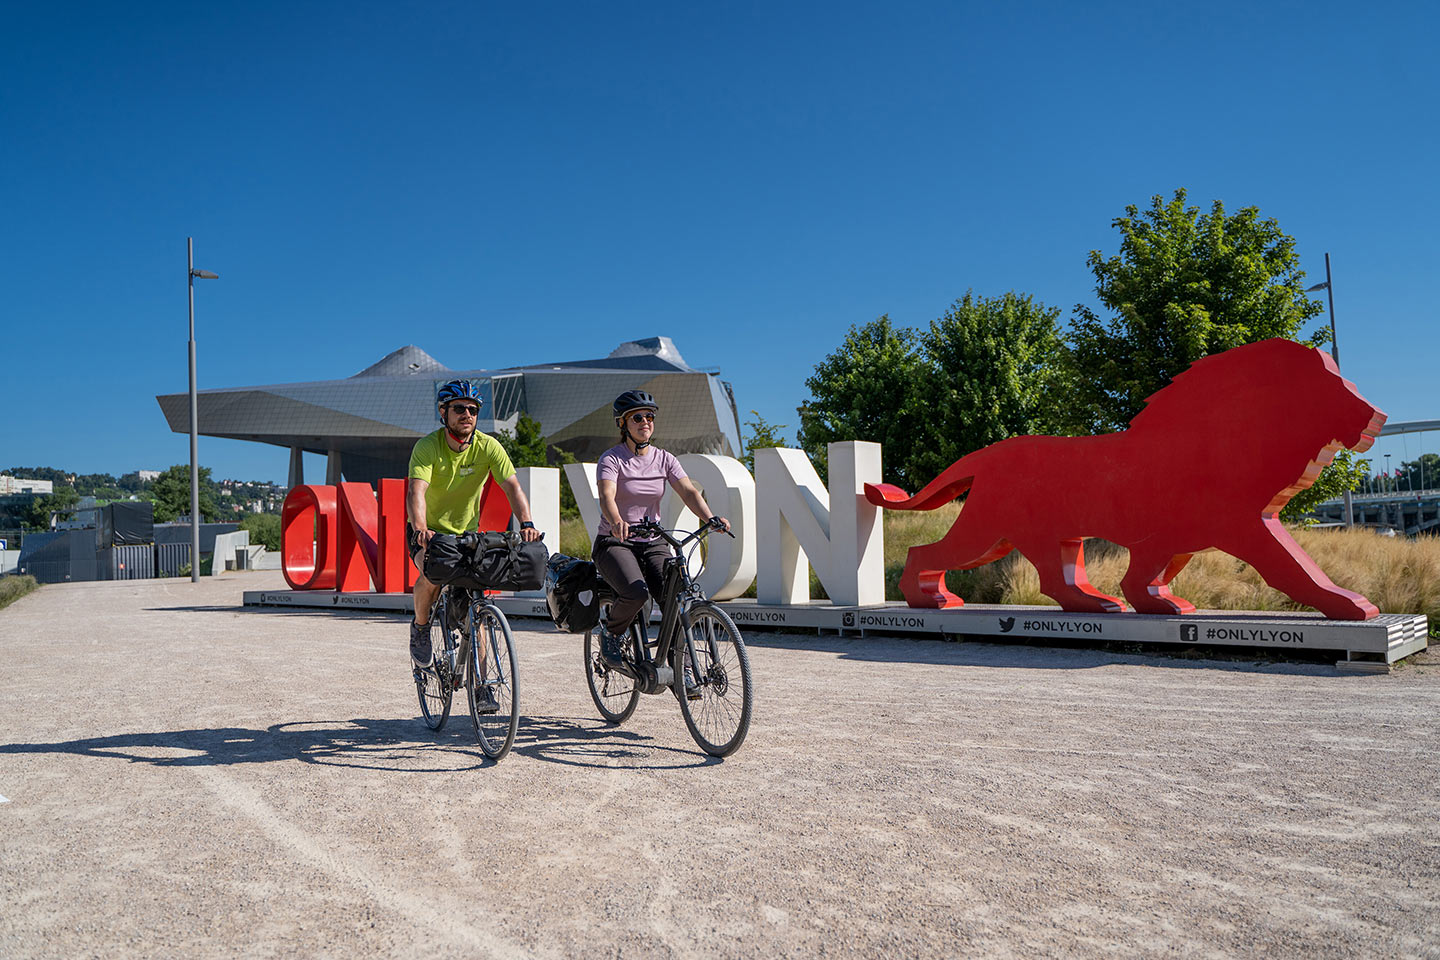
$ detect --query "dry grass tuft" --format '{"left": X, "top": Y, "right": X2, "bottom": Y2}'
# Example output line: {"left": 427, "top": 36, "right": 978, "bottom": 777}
{"left": 567, "top": 503, "right": 1440, "bottom": 618}
{"left": 883, "top": 509, "right": 1440, "bottom": 617}
{"left": 0, "top": 575, "right": 39, "bottom": 611}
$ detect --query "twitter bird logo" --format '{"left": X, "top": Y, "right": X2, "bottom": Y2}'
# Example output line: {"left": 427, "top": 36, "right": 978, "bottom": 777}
{"left": 998, "top": 616, "right": 1015, "bottom": 633}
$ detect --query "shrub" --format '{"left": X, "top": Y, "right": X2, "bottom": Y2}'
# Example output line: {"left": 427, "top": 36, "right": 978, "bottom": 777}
{"left": 0, "top": 574, "right": 39, "bottom": 611}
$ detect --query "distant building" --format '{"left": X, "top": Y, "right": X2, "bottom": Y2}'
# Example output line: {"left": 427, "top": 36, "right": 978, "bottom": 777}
{"left": 0, "top": 476, "right": 54, "bottom": 495}
{"left": 136, "top": 470, "right": 161, "bottom": 482}
{"left": 156, "top": 336, "right": 742, "bottom": 487}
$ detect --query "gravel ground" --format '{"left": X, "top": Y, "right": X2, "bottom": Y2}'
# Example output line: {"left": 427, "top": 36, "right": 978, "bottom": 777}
{"left": 1, "top": 571, "right": 1437, "bottom": 959}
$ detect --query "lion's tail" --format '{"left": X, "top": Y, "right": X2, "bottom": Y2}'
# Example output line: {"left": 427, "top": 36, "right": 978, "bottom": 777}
{"left": 864, "top": 452, "right": 981, "bottom": 512}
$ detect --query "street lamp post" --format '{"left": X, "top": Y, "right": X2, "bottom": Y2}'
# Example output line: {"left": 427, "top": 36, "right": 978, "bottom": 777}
{"left": 187, "top": 238, "right": 219, "bottom": 583}
{"left": 1306, "top": 253, "right": 1350, "bottom": 524}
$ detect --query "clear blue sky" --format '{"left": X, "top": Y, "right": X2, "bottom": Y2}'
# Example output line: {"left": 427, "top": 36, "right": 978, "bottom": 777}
{"left": 3, "top": 0, "right": 1436, "bottom": 485}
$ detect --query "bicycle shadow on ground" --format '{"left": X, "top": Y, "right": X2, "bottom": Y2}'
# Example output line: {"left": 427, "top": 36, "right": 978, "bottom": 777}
{"left": 0, "top": 718, "right": 500, "bottom": 773}
{"left": 0, "top": 716, "right": 725, "bottom": 773}
{"left": 512, "top": 715, "right": 722, "bottom": 770}
{"left": 144, "top": 605, "right": 405, "bottom": 624}
{"left": 743, "top": 632, "right": 1348, "bottom": 676}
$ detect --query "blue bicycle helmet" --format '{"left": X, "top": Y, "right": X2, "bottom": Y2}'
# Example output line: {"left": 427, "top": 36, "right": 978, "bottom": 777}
{"left": 436, "top": 379, "right": 481, "bottom": 407}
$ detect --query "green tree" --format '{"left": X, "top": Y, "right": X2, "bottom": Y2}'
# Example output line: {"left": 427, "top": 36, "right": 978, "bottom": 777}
{"left": 1065, "top": 189, "right": 1327, "bottom": 434}
{"left": 1387, "top": 452, "right": 1440, "bottom": 494}
{"left": 23, "top": 485, "right": 79, "bottom": 528}
{"left": 151, "top": 464, "right": 220, "bottom": 523}
{"left": 239, "top": 512, "right": 281, "bottom": 551}
{"left": 494, "top": 413, "right": 549, "bottom": 467}
{"left": 1280, "top": 450, "right": 1370, "bottom": 523}
{"left": 494, "top": 413, "right": 581, "bottom": 517}
{"left": 741, "top": 411, "right": 789, "bottom": 473}
{"left": 908, "top": 291, "right": 1067, "bottom": 485}
{"left": 796, "top": 316, "right": 923, "bottom": 487}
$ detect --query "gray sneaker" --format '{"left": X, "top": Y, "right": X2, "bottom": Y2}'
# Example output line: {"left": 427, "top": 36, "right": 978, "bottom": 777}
{"left": 474, "top": 685, "right": 500, "bottom": 714}
{"left": 410, "top": 620, "right": 433, "bottom": 667}
{"left": 599, "top": 625, "right": 626, "bottom": 666}
{"left": 683, "top": 668, "right": 703, "bottom": 701}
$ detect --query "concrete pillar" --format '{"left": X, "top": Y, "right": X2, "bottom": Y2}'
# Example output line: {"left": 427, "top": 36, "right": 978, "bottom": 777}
{"left": 326, "top": 449, "right": 343, "bottom": 485}
{"left": 288, "top": 446, "right": 304, "bottom": 489}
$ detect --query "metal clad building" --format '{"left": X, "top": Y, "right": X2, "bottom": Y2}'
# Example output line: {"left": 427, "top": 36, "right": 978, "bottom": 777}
{"left": 155, "top": 337, "right": 742, "bottom": 486}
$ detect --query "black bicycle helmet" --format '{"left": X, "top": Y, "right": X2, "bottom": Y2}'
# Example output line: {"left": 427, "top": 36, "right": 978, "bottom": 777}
{"left": 612, "top": 389, "right": 659, "bottom": 421}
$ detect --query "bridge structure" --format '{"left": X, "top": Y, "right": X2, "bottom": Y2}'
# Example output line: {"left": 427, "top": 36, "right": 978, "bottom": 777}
{"left": 1315, "top": 419, "right": 1440, "bottom": 534}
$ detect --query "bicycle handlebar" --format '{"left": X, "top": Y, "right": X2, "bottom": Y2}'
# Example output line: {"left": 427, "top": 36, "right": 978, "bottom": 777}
{"left": 626, "top": 516, "right": 733, "bottom": 548}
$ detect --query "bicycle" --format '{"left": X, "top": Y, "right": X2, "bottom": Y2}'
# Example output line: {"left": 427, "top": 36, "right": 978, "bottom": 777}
{"left": 414, "top": 543, "right": 522, "bottom": 761}
{"left": 583, "top": 517, "right": 754, "bottom": 758}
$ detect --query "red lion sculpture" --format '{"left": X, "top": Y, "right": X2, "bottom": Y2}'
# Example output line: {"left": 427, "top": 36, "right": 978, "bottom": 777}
{"left": 866, "top": 339, "right": 1387, "bottom": 620}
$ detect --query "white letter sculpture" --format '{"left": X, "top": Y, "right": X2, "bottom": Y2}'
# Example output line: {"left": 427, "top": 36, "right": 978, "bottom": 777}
{"left": 662, "top": 454, "right": 757, "bottom": 601}
{"left": 755, "top": 441, "right": 884, "bottom": 606}
{"left": 513, "top": 467, "right": 561, "bottom": 553}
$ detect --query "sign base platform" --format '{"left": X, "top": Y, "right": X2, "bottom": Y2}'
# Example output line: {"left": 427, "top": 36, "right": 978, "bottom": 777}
{"left": 241, "top": 590, "right": 1428, "bottom": 667}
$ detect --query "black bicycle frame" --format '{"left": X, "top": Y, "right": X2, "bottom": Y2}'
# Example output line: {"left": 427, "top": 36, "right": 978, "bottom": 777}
{"left": 603, "top": 524, "right": 713, "bottom": 694}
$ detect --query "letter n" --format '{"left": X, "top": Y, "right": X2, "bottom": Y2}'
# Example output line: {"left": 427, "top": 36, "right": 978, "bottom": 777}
{"left": 755, "top": 442, "right": 883, "bottom": 605}
{"left": 336, "top": 482, "right": 381, "bottom": 592}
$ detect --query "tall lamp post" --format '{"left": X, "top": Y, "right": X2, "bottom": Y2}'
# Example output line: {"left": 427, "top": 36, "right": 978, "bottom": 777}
{"left": 188, "top": 238, "right": 219, "bottom": 583}
{"left": 1306, "top": 253, "right": 1350, "bottom": 525}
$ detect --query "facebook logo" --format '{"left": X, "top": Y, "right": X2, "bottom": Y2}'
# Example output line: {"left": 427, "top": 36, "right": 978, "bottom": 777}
{"left": 1180, "top": 624, "right": 1199, "bottom": 642}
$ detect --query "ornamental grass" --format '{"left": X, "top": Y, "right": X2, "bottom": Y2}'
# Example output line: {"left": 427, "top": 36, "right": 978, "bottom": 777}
{"left": 566, "top": 502, "right": 1440, "bottom": 620}
{"left": 884, "top": 502, "right": 1440, "bottom": 620}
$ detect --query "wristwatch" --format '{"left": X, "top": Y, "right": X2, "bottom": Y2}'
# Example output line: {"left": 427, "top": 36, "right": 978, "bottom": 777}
{"left": 519, "top": 521, "right": 536, "bottom": 530}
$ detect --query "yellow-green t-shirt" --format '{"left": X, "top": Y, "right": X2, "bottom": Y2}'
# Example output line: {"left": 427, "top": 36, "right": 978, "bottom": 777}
{"left": 407, "top": 429, "right": 517, "bottom": 534}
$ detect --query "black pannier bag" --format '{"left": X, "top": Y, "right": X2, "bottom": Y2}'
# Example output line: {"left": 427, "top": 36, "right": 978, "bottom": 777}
{"left": 424, "top": 532, "right": 548, "bottom": 592}
{"left": 544, "top": 554, "right": 600, "bottom": 633}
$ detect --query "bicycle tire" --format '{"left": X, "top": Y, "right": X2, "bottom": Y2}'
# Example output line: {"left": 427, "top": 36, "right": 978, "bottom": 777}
{"left": 584, "top": 626, "right": 639, "bottom": 724}
{"left": 469, "top": 602, "right": 519, "bottom": 760}
{"left": 675, "top": 602, "right": 753, "bottom": 757}
{"left": 415, "top": 596, "right": 453, "bottom": 731}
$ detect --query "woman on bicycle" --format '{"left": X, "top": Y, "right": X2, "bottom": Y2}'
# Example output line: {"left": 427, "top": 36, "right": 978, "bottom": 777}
{"left": 594, "top": 389, "right": 729, "bottom": 667}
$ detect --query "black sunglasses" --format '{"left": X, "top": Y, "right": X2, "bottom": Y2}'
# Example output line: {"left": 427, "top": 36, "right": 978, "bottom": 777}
{"left": 629, "top": 412, "right": 655, "bottom": 424}
{"left": 448, "top": 403, "right": 479, "bottom": 416}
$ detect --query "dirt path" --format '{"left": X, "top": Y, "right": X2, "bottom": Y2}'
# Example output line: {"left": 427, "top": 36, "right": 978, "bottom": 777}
{"left": 1, "top": 572, "right": 1437, "bottom": 958}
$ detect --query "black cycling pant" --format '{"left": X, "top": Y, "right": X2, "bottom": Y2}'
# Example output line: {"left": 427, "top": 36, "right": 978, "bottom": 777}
{"left": 592, "top": 535, "right": 672, "bottom": 636}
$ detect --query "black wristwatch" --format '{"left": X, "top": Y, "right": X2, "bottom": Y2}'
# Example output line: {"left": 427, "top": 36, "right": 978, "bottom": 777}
{"left": 519, "top": 521, "right": 535, "bottom": 530}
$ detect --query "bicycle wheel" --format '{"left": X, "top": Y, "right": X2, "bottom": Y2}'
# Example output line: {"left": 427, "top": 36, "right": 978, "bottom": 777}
{"left": 584, "top": 626, "right": 639, "bottom": 724}
{"left": 415, "top": 597, "right": 453, "bottom": 731}
{"left": 675, "top": 602, "right": 753, "bottom": 757}
{"left": 468, "top": 602, "right": 519, "bottom": 760}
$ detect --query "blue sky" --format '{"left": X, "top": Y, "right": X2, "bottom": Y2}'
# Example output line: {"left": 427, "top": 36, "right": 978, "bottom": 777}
{"left": 3, "top": 1, "right": 1436, "bottom": 485}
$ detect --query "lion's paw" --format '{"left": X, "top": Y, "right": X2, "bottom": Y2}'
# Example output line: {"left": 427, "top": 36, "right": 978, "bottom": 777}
{"left": 901, "top": 568, "right": 964, "bottom": 609}
{"left": 1319, "top": 595, "right": 1379, "bottom": 621}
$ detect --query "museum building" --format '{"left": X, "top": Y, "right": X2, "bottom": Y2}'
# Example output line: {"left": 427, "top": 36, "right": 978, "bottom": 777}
{"left": 155, "top": 336, "right": 743, "bottom": 487}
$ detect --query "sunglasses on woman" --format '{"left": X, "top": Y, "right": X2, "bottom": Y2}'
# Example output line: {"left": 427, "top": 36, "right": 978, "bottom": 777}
{"left": 629, "top": 412, "right": 655, "bottom": 424}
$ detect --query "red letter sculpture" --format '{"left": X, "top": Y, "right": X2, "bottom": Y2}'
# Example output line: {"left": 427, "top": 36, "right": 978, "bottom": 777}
{"left": 282, "top": 484, "right": 338, "bottom": 590}
{"left": 867, "top": 340, "right": 1387, "bottom": 620}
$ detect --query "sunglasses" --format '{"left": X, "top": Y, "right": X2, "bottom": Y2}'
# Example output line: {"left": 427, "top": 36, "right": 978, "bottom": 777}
{"left": 448, "top": 403, "right": 479, "bottom": 416}
{"left": 628, "top": 412, "right": 656, "bottom": 424}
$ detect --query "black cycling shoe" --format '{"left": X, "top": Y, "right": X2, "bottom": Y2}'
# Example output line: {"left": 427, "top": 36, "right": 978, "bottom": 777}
{"left": 473, "top": 685, "right": 500, "bottom": 714}
{"left": 410, "top": 620, "right": 433, "bottom": 668}
{"left": 598, "top": 625, "right": 626, "bottom": 667}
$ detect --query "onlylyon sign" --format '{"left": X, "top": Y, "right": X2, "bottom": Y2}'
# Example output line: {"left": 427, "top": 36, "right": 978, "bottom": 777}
{"left": 280, "top": 340, "right": 1388, "bottom": 621}
{"left": 281, "top": 441, "right": 885, "bottom": 605}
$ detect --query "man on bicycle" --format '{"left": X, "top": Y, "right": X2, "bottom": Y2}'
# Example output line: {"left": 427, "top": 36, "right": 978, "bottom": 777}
{"left": 407, "top": 379, "right": 542, "bottom": 678}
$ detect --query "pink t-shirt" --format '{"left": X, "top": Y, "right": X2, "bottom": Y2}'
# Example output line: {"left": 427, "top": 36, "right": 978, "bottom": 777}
{"left": 596, "top": 444, "right": 687, "bottom": 538}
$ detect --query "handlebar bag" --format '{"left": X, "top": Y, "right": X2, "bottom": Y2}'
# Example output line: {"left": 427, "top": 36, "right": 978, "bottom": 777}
{"left": 424, "top": 532, "right": 549, "bottom": 592}
{"left": 464, "top": 531, "right": 549, "bottom": 591}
